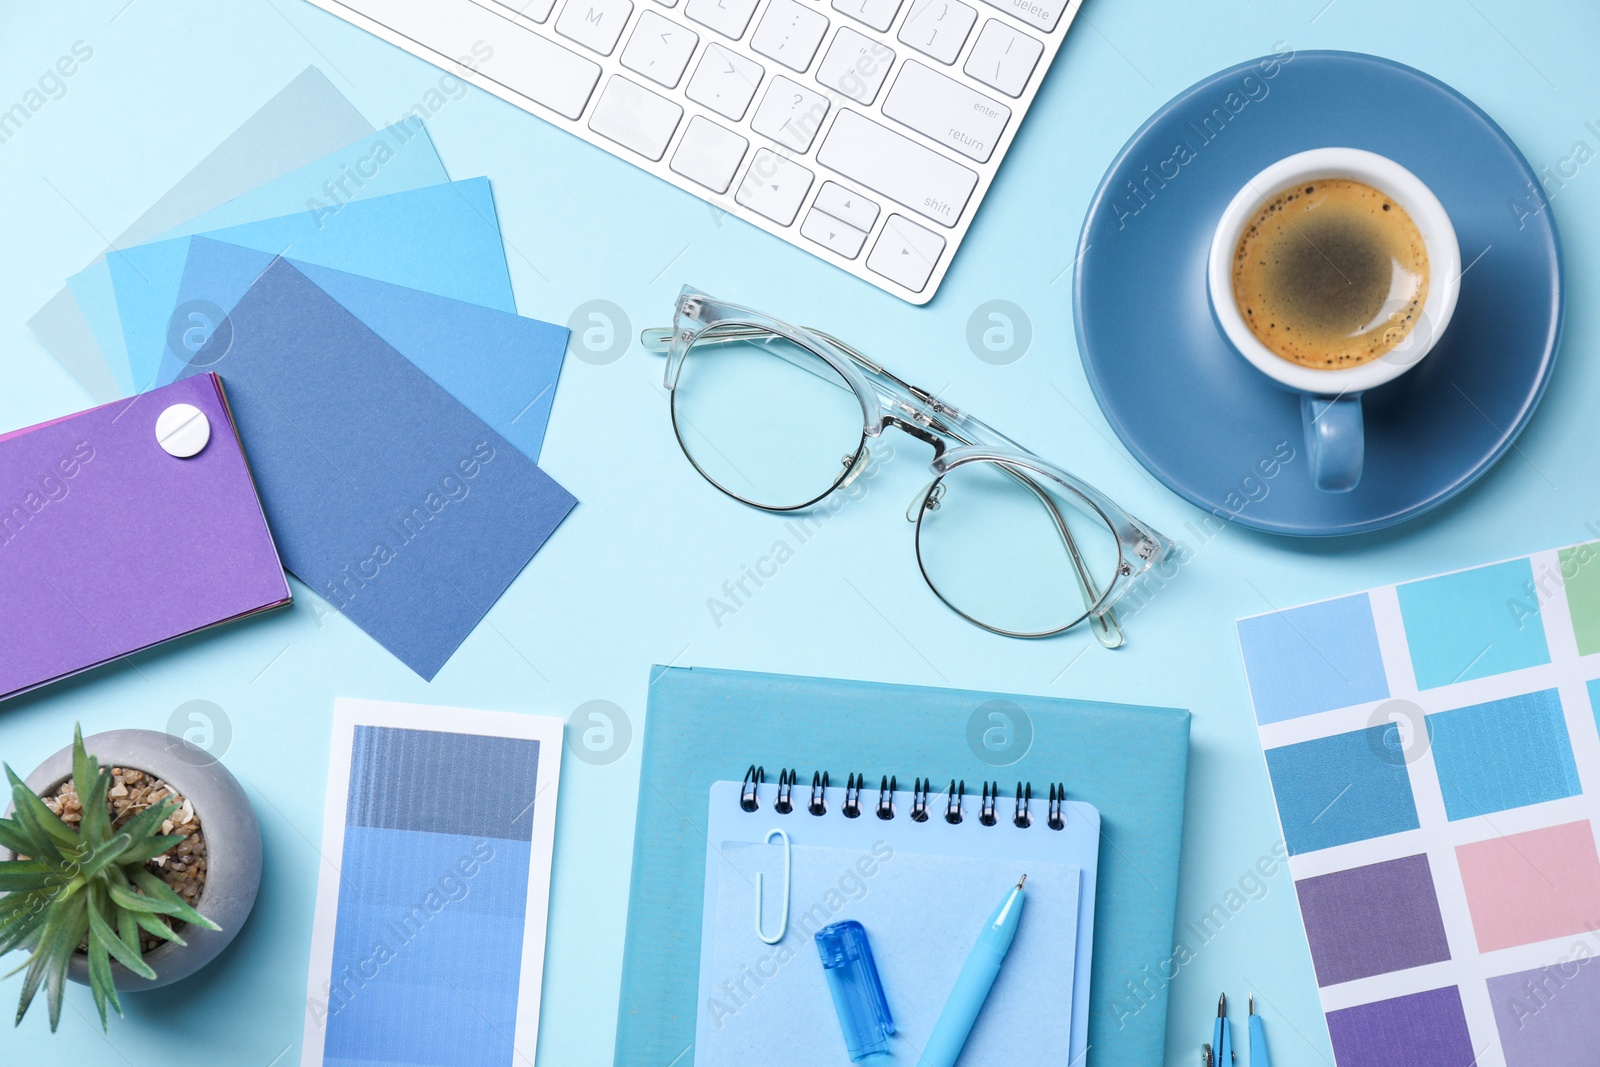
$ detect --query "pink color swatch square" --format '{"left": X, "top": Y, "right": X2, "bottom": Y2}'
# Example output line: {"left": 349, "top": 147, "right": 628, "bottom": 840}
{"left": 1457, "top": 821, "right": 1600, "bottom": 953}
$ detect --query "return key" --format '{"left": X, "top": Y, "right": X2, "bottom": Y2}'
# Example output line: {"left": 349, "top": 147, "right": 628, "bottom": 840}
{"left": 881, "top": 60, "right": 1012, "bottom": 164}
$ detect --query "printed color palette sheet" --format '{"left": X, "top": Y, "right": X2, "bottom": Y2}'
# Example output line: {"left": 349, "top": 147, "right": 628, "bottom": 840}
{"left": 1238, "top": 543, "right": 1600, "bottom": 1067}
{"left": 301, "top": 699, "right": 563, "bottom": 1067}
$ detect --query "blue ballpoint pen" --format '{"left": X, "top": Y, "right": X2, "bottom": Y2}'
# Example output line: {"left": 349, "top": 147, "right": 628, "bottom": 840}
{"left": 916, "top": 875, "right": 1026, "bottom": 1067}
{"left": 1249, "top": 994, "right": 1271, "bottom": 1067}
{"left": 1213, "top": 993, "right": 1233, "bottom": 1065}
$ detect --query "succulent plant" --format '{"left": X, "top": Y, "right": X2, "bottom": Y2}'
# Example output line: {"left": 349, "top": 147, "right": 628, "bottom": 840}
{"left": 0, "top": 726, "right": 219, "bottom": 1031}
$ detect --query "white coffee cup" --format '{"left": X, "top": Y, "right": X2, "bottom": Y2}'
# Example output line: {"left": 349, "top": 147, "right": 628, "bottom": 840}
{"left": 1206, "top": 148, "right": 1461, "bottom": 492}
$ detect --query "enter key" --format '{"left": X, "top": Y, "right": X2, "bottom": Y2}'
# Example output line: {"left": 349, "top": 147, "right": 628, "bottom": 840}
{"left": 881, "top": 60, "right": 1012, "bottom": 164}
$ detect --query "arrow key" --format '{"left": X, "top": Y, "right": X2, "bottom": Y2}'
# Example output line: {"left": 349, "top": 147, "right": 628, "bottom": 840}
{"left": 735, "top": 148, "right": 814, "bottom": 226}
{"left": 801, "top": 207, "right": 868, "bottom": 258}
{"left": 813, "top": 181, "right": 880, "bottom": 232}
{"left": 867, "top": 213, "right": 945, "bottom": 293}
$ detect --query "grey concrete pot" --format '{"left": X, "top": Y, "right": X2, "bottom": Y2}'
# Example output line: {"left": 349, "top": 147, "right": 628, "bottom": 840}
{"left": 5, "top": 729, "right": 262, "bottom": 991}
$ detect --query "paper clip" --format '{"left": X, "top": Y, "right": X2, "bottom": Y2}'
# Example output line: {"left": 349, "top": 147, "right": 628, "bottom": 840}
{"left": 756, "top": 827, "right": 791, "bottom": 944}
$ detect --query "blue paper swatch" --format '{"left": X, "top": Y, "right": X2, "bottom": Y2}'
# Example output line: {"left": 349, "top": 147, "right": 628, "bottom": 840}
{"left": 1265, "top": 727, "right": 1421, "bottom": 856}
{"left": 1238, "top": 594, "right": 1391, "bottom": 724}
{"left": 1426, "top": 689, "right": 1582, "bottom": 820}
{"left": 112, "top": 178, "right": 515, "bottom": 395}
{"left": 171, "top": 237, "right": 566, "bottom": 461}
{"left": 180, "top": 258, "right": 574, "bottom": 679}
{"left": 72, "top": 122, "right": 450, "bottom": 394}
{"left": 1398, "top": 558, "right": 1552, "bottom": 689}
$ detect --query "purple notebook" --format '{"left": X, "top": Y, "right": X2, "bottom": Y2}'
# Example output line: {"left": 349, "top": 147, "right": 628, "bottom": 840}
{"left": 0, "top": 374, "right": 290, "bottom": 700}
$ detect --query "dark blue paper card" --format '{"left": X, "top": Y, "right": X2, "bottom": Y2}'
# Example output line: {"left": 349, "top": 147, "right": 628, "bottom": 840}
{"left": 183, "top": 258, "right": 576, "bottom": 679}
{"left": 169, "top": 236, "right": 567, "bottom": 463}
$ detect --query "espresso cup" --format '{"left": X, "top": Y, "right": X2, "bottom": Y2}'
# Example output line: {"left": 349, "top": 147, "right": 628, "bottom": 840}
{"left": 1207, "top": 148, "right": 1461, "bottom": 492}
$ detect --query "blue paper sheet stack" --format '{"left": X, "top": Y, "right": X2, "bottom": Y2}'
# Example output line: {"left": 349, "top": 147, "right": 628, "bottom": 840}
{"left": 29, "top": 70, "right": 577, "bottom": 680}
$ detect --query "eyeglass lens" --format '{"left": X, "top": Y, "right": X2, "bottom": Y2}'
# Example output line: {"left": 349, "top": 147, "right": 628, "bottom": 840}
{"left": 671, "top": 324, "right": 865, "bottom": 510}
{"left": 915, "top": 460, "right": 1124, "bottom": 636}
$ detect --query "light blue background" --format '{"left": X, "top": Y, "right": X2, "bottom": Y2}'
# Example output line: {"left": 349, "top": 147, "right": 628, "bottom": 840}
{"left": 2, "top": 2, "right": 1598, "bottom": 1063}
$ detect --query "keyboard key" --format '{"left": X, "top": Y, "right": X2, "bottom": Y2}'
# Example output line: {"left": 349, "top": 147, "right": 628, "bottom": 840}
{"left": 814, "top": 181, "right": 880, "bottom": 230}
{"left": 685, "top": 0, "right": 760, "bottom": 38}
{"left": 801, "top": 208, "right": 868, "bottom": 258}
{"left": 686, "top": 43, "right": 764, "bottom": 120}
{"left": 897, "top": 0, "right": 976, "bottom": 64}
{"left": 485, "top": 0, "right": 557, "bottom": 24}
{"left": 735, "top": 149, "right": 814, "bottom": 225}
{"left": 750, "top": 76, "right": 830, "bottom": 151}
{"left": 816, "top": 110, "right": 977, "bottom": 227}
{"left": 671, "top": 116, "right": 750, "bottom": 192}
{"left": 588, "top": 75, "right": 683, "bottom": 160}
{"left": 621, "top": 10, "right": 699, "bottom": 87}
{"left": 963, "top": 19, "right": 1043, "bottom": 97}
{"left": 555, "top": 0, "right": 634, "bottom": 55}
{"left": 882, "top": 60, "right": 1010, "bottom": 162}
{"left": 343, "top": 0, "right": 600, "bottom": 120}
{"left": 867, "top": 214, "right": 945, "bottom": 291}
{"left": 975, "top": 0, "right": 1062, "bottom": 32}
{"left": 750, "top": 0, "right": 829, "bottom": 72}
{"left": 831, "top": 0, "right": 903, "bottom": 33}
{"left": 816, "top": 28, "right": 895, "bottom": 104}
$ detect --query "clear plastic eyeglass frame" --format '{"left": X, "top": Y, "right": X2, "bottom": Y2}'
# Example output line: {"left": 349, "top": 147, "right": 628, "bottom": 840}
{"left": 642, "top": 287, "right": 1177, "bottom": 647}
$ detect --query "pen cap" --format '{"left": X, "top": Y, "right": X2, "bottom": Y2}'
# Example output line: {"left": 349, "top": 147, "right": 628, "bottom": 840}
{"left": 816, "top": 920, "right": 894, "bottom": 1062}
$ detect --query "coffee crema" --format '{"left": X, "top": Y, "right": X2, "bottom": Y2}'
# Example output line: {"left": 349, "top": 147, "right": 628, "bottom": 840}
{"left": 1231, "top": 178, "right": 1429, "bottom": 370}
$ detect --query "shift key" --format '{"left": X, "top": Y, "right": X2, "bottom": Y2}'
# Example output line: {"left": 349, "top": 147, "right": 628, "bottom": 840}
{"left": 817, "top": 110, "right": 977, "bottom": 228}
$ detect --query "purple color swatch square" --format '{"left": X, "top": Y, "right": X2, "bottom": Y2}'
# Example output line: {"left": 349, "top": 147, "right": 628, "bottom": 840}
{"left": 1327, "top": 987, "right": 1476, "bottom": 1067}
{"left": 1489, "top": 957, "right": 1600, "bottom": 1066}
{"left": 1296, "top": 854, "right": 1451, "bottom": 986}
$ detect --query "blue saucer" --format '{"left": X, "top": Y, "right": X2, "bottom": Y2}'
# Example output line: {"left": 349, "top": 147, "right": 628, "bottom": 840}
{"left": 1074, "top": 51, "right": 1562, "bottom": 537}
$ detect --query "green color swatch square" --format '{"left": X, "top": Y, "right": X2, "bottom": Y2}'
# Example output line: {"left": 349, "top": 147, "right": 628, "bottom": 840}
{"left": 1561, "top": 542, "right": 1600, "bottom": 656}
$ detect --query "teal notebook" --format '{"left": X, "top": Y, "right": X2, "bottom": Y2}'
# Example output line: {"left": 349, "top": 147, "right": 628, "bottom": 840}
{"left": 615, "top": 666, "right": 1191, "bottom": 1065}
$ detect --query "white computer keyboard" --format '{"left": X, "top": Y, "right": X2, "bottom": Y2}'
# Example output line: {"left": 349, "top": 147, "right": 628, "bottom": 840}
{"left": 307, "top": 0, "right": 1081, "bottom": 303}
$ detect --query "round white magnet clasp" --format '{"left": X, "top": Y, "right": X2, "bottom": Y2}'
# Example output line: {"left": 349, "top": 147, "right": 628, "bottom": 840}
{"left": 155, "top": 403, "right": 211, "bottom": 458}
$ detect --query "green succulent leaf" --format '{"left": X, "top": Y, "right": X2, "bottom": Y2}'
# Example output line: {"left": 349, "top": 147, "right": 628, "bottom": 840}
{"left": 127, "top": 869, "right": 220, "bottom": 931}
{"left": 70, "top": 728, "right": 94, "bottom": 813}
{"left": 76, "top": 764, "right": 112, "bottom": 849}
{"left": 86, "top": 904, "right": 154, "bottom": 981}
{"left": 4, "top": 766, "right": 76, "bottom": 848}
{"left": 0, "top": 818, "right": 37, "bottom": 857}
{"left": 116, "top": 906, "right": 139, "bottom": 960}
{"left": 113, "top": 835, "right": 186, "bottom": 866}
{"left": 13, "top": 894, "right": 85, "bottom": 1031}
{"left": 130, "top": 910, "right": 186, "bottom": 947}
{"left": 78, "top": 833, "right": 132, "bottom": 880}
{"left": 0, "top": 897, "right": 50, "bottom": 958}
{"left": 0, "top": 861, "right": 56, "bottom": 893}
{"left": 113, "top": 796, "right": 177, "bottom": 842}
{"left": 86, "top": 929, "right": 114, "bottom": 1030}
{"left": 7, "top": 795, "right": 63, "bottom": 867}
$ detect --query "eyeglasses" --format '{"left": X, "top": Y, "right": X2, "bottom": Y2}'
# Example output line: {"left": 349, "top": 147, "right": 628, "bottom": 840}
{"left": 643, "top": 288, "right": 1176, "bottom": 646}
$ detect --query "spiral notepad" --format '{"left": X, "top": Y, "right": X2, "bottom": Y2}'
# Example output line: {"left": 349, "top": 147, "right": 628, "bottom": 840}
{"left": 693, "top": 769, "right": 1100, "bottom": 1065}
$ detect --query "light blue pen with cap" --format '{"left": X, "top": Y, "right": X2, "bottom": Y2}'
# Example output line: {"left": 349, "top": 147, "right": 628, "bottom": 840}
{"left": 916, "top": 874, "right": 1026, "bottom": 1067}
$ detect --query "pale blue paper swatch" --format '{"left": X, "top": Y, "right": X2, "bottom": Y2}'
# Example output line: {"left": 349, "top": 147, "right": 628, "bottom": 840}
{"left": 107, "top": 178, "right": 512, "bottom": 400}
{"left": 168, "top": 237, "right": 566, "bottom": 461}
{"left": 700, "top": 842, "right": 1077, "bottom": 1065}
{"left": 71, "top": 122, "right": 449, "bottom": 394}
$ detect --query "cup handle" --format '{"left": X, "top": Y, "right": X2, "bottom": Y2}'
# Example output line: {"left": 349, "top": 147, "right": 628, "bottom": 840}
{"left": 1301, "top": 394, "right": 1364, "bottom": 493}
